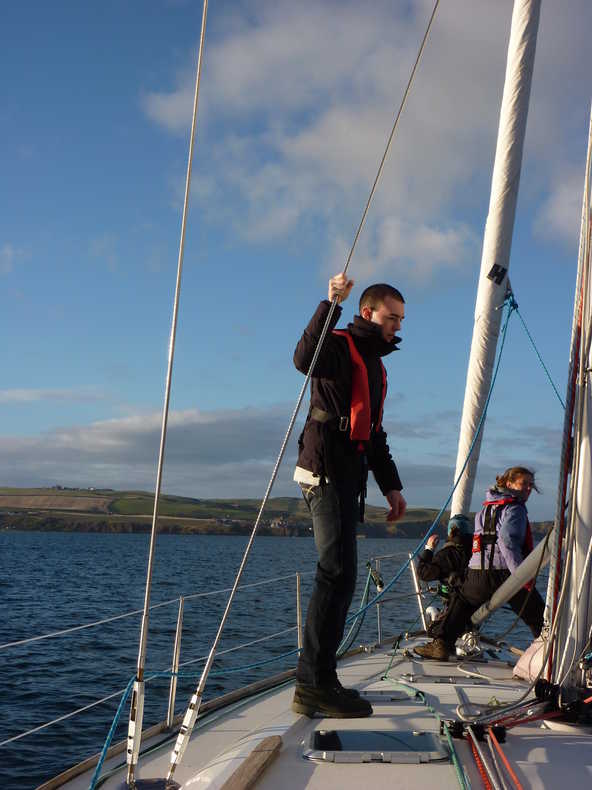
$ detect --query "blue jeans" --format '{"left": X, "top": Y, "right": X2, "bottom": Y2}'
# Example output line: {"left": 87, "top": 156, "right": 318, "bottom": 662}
{"left": 296, "top": 476, "right": 360, "bottom": 686}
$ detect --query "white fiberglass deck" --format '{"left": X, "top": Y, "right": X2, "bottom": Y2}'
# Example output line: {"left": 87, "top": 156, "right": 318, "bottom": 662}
{"left": 49, "top": 638, "right": 592, "bottom": 790}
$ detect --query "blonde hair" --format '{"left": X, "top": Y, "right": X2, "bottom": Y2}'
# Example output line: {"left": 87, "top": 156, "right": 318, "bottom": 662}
{"left": 496, "top": 466, "right": 539, "bottom": 493}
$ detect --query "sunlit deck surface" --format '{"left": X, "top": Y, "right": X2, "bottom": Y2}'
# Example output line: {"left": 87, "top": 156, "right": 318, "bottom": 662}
{"left": 50, "top": 638, "right": 592, "bottom": 790}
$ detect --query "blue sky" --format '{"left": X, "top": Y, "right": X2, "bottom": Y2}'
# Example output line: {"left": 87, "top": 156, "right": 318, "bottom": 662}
{"left": 1, "top": 0, "right": 590, "bottom": 520}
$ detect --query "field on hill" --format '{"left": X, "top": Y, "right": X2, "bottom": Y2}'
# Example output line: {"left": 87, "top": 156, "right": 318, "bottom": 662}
{"left": 0, "top": 486, "right": 552, "bottom": 537}
{"left": 0, "top": 486, "right": 452, "bottom": 537}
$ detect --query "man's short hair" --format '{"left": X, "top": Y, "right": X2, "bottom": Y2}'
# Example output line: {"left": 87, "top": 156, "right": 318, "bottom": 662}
{"left": 359, "top": 283, "right": 405, "bottom": 313}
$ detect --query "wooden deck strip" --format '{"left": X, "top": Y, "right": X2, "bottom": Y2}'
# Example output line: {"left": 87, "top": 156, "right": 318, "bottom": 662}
{"left": 220, "top": 735, "right": 282, "bottom": 790}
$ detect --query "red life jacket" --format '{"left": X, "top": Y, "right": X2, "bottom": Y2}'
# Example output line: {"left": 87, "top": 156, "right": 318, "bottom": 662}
{"left": 332, "top": 329, "right": 387, "bottom": 441}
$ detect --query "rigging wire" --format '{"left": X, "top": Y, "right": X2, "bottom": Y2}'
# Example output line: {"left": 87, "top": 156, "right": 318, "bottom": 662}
{"left": 341, "top": 0, "right": 441, "bottom": 275}
{"left": 164, "top": 1, "right": 443, "bottom": 778}
{"left": 514, "top": 307, "right": 565, "bottom": 409}
{"left": 125, "top": 0, "right": 210, "bottom": 785}
{"left": 128, "top": 294, "right": 516, "bottom": 693}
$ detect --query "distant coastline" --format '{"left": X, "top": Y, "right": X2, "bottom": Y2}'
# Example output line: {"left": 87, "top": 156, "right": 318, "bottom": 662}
{"left": 0, "top": 486, "right": 552, "bottom": 539}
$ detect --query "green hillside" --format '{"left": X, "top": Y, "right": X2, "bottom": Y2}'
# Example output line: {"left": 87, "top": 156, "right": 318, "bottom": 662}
{"left": 0, "top": 486, "right": 551, "bottom": 538}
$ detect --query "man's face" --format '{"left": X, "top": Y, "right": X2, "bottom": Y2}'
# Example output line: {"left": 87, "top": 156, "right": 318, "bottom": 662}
{"left": 363, "top": 296, "right": 405, "bottom": 342}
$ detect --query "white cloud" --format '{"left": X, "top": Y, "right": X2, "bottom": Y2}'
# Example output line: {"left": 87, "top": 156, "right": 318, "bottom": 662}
{"left": 142, "top": 82, "right": 194, "bottom": 135}
{"left": 141, "top": 0, "right": 591, "bottom": 277}
{"left": 534, "top": 169, "right": 584, "bottom": 246}
{"left": 345, "top": 217, "right": 479, "bottom": 282}
{"left": 0, "top": 389, "right": 106, "bottom": 404}
{"left": 0, "top": 403, "right": 561, "bottom": 517}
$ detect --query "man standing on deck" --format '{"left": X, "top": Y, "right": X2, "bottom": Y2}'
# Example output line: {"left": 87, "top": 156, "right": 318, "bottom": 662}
{"left": 292, "top": 272, "right": 407, "bottom": 718}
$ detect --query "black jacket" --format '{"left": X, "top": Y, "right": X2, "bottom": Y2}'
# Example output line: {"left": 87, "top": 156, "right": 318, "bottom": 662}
{"left": 294, "top": 300, "right": 402, "bottom": 495}
{"left": 417, "top": 534, "right": 470, "bottom": 584}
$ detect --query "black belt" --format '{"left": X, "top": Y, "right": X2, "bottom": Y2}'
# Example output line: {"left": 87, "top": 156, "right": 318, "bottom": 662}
{"left": 310, "top": 407, "right": 349, "bottom": 432}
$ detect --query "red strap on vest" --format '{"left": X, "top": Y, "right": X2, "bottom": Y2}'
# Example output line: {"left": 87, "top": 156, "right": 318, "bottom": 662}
{"left": 482, "top": 497, "right": 516, "bottom": 507}
{"left": 332, "top": 330, "right": 387, "bottom": 441}
{"left": 482, "top": 497, "right": 532, "bottom": 554}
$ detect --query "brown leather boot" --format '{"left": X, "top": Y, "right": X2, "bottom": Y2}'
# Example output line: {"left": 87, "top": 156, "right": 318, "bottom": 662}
{"left": 414, "top": 638, "right": 450, "bottom": 661}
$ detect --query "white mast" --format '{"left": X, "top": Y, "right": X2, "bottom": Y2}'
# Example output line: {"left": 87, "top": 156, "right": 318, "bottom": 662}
{"left": 450, "top": 0, "right": 541, "bottom": 517}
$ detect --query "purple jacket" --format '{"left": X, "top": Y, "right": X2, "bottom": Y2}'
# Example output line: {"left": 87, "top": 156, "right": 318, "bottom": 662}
{"left": 468, "top": 487, "right": 528, "bottom": 573}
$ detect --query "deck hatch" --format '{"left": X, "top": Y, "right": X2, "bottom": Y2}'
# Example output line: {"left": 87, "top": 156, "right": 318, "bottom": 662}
{"left": 303, "top": 729, "right": 448, "bottom": 764}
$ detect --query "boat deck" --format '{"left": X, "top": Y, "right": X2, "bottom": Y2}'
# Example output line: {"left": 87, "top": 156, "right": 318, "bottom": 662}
{"left": 48, "top": 638, "right": 592, "bottom": 790}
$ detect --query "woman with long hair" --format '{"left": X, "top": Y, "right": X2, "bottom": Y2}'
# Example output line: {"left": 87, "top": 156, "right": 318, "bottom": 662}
{"left": 415, "top": 466, "right": 545, "bottom": 661}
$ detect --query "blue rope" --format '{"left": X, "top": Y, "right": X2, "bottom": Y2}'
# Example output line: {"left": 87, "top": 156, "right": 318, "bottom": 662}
{"left": 89, "top": 675, "right": 135, "bottom": 790}
{"left": 337, "top": 569, "right": 373, "bottom": 655}
{"left": 382, "top": 677, "right": 470, "bottom": 789}
{"left": 515, "top": 306, "right": 565, "bottom": 409}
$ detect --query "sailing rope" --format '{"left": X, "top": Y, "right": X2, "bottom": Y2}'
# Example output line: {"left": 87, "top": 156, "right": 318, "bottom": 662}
{"left": 381, "top": 677, "right": 469, "bottom": 790}
{"left": 337, "top": 570, "right": 373, "bottom": 655}
{"left": 165, "top": 1, "right": 443, "bottom": 780}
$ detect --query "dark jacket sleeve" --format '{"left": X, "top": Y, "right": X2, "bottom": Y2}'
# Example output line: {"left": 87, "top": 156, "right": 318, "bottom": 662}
{"left": 417, "top": 549, "right": 442, "bottom": 582}
{"left": 366, "top": 426, "right": 402, "bottom": 494}
{"left": 417, "top": 544, "right": 466, "bottom": 583}
{"left": 293, "top": 301, "right": 343, "bottom": 379}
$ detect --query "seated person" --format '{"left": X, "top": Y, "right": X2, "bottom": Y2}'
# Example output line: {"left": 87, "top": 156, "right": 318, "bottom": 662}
{"left": 417, "top": 514, "right": 472, "bottom": 588}
{"left": 415, "top": 466, "right": 545, "bottom": 661}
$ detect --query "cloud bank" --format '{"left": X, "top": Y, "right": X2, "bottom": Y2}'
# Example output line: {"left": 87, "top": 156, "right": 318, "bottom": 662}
{"left": 142, "top": 0, "right": 590, "bottom": 283}
{"left": 0, "top": 403, "right": 561, "bottom": 519}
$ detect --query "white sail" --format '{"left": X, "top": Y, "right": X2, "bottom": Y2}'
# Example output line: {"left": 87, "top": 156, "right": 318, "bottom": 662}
{"left": 544, "top": 108, "right": 592, "bottom": 646}
{"left": 553, "top": 120, "right": 592, "bottom": 687}
{"left": 450, "top": 0, "right": 541, "bottom": 517}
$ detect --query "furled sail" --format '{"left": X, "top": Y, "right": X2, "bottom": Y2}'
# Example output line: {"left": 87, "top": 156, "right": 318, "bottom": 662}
{"left": 552, "top": 111, "right": 592, "bottom": 688}
{"left": 450, "top": 0, "right": 541, "bottom": 517}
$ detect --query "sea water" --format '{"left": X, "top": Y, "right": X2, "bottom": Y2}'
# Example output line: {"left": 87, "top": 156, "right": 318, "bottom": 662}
{"left": 0, "top": 531, "right": 540, "bottom": 789}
